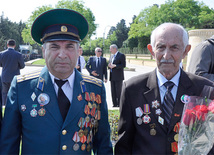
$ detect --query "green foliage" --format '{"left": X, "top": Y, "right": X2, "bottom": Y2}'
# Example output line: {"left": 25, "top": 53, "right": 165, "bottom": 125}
{"left": 0, "top": 15, "right": 26, "bottom": 51}
{"left": 22, "top": 0, "right": 96, "bottom": 45}
{"left": 108, "top": 110, "right": 120, "bottom": 145}
{"left": 32, "top": 59, "right": 46, "bottom": 65}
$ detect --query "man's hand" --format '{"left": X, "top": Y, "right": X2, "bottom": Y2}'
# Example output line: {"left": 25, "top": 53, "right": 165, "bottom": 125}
{"left": 92, "top": 71, "right": 99, "bottom": 76}
{"left": 108, "top": 63, "right": 116, "bottom": 69}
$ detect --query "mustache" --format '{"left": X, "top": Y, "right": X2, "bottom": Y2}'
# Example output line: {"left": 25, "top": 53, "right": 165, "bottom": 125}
{"left": 160, "top": 59, "right": 174, "bottom": 63}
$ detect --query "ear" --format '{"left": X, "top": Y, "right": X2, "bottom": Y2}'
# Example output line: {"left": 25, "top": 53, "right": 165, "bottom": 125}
{"left": 42, "top": 46, "right": 45, "bottom": 59}
{"left": 182, "top": 45, "right": 191, "bottom": 59}
{"left": 147, "top": 44, "right": 155, "bottom": 57}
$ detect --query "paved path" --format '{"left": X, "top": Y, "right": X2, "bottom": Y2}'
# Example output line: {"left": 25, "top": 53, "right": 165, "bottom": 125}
{"left": 18, "top": 64, "right": 155, "bottom": 110}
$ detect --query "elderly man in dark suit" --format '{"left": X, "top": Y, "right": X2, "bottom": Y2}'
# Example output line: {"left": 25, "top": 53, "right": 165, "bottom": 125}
{"left": 115, "top": 23, "right": 214, "bottom": 154}
{"left": 0, "top": 9, "right": 112, "bottom": 154}
{"left": 86, "top": 47, "right": 107, "bottom": 82}
{"left": 0, "top": 39, "right": 25, "bottom": 106}
{"left": 108, "top": 44, "right": 126, "bottom": 107}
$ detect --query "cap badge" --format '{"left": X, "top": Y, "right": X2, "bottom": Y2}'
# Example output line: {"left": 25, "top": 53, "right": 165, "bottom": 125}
{"left": 61, "top": 25, "right": 68, "bottom": 32}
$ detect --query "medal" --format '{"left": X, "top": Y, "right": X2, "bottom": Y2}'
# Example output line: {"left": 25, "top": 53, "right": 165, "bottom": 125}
{"left": 31, "top": 92, "right": 36, "bottom": 101}
{"left": 88, "top": 102, "right": 92, "bottom": 109}
{"left": 37, "top": 93, "right": 50, "bottom": 106}
{"left": 81, "top": 144, "right": 86, "bottom": 151}
{"left": 181, "top": 95, "right": 190, "bottom": 104}
{"left": 73, "top": 143, "right": 79, "bottom": 151}
{"left": 87, "top": 144, "right": 91, "bottom": 152}
{"left": 150, "top": 123, "right": 156, "bottom": 136}
{"left": 90, "top": 92, "right": 96, "bottom": 103}
{"left": 155, "top": 109, "right": 162, "bottom": 115}
{"left": 83, "top": 128, "right": 89, "bottom": 136}
{"left": 38, "top": 107, "right": 46, "bottom": 116}
{"left": 95, "top": 94, "right": 101, "bottom": 104}
{"left": 158, "top": 116, "right": 164, "bottom": 125}
{"left": 80, "top": 135, "right": 87, "bottom": 151}
{"left": 135, "top": 107, "right": 143, "bottom": 117}
{"left": 152, "top": 100, "right": 160, "bottom": 108}
{"left": 174, "top": 134, "right": 179, "bottom": 142}
{"left": 77, "top": 94, "right": 82, "bottom": 101}
{"left": 142, "top": 115, "right": 151, "bottom": 124}
{"left": 72, "top": 132, "right": 80, "bottom": 151}
{"left": 171, "top": 142, "right": 178, "bottom": 153}
{"left": 21, "top": 105, "right": 26, "bottom": 111}
{"left": 30, "top": 104, "right": 37, "bottom": 117}
{"left": 85, "top": 92, "right": 90, "bottom": 101}
{"left": 78, "top": 129, "right": 84, "bottom": 138}
{"left": 91, "top": 107, "right": 96, "bottom": 117}
{"left": 137, "top": 117, "right": 142, "bottom": 125}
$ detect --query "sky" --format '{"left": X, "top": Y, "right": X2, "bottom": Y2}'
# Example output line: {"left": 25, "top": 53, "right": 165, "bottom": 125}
{"left": 0, "top": 0, "right": 213, "bottom": 39}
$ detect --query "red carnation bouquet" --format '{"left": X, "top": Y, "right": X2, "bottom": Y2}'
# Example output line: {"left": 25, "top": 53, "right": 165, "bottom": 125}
{"left": 178, "top": 86, "right": 214, "bottom": 155}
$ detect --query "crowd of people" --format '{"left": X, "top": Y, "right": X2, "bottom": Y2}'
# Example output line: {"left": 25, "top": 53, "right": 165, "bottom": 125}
{"left": 0, "top": 8, "right": 214, "bottom": 155}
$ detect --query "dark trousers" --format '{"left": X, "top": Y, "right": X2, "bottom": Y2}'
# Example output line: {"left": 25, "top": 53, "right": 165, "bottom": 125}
{"left": 110, "top": 80, "right": 123, "bottom": 107}
{"left": 2, "top": 82, "right": 11, "bottom": 106}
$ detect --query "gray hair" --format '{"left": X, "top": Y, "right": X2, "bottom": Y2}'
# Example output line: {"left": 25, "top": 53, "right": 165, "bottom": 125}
{"left": 110, "top": 44, "right": 118, "bottom": 50}
{"left": 150, "top": 23, "right": 189, "bottom": 50}
{"left": 95, "top": 47, "right": 102, "bottom": 52}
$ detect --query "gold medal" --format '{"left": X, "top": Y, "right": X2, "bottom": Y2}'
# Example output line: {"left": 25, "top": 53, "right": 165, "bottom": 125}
{"left": 87, "top": 144, "right": 91, "bottom": 152}
{"left": 174, "top": 134, "right": 179, "bottom": 142}
{"left": 150, "top": 128, "right": 156, "bottom": 136}
{"left": 78, "top": 129, "right": 84, "bottom": 138}
{"left": 83, "top": 128, "right": 89, "bottom": 136}
{"left": 85, "top": 116, "right": 90, "bottom": 123}
{"left": 88, "top": 102, "right": 92, "bottom": 109}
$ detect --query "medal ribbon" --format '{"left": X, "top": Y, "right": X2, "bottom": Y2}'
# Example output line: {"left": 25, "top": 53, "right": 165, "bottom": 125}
{"left": 135, "top": 107, "right": 143, "bottom": 117}
{"left": 171, "top": 142, "right": 178, "bottom": 153}
{"left": 80, "top": 135, "right": 87, "bottom": 144}
{"left": 90, "top": 93, "right": 95, "bottom": 102}
{"left": 96, "top": 94, "right": 101, "bottom": 104}
{"left": 144, "top": 104, "right": 150, "bottom": 114}
{"left": 78, "top": 117, "right": 85, "bottom": 128}
{"left": 173, "top": 122, "right": 180, "bottom": 133}
{"left": 84, "top": 105, "right": 90, "bottom": 115}
{"left": 85, "top": 92, "right": 90, "bottom": 101}
{"left": 91, "top": 107, "right": 96, "bottom": 117}
{"left": 73, "top": 132, "right": 80, "bottom": 142}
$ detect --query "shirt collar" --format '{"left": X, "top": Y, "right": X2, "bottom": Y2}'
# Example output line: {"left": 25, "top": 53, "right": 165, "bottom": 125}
{"left": 49, "top": 70, "right": 75, "bottom": 88}
{"left": 157, "top": 69, "right": 181, "bottom": 87}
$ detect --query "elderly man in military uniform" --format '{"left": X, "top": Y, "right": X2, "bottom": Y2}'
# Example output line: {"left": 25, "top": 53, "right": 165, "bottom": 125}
{"left": 0, "top": 9, "right": 113, "bottom": 155}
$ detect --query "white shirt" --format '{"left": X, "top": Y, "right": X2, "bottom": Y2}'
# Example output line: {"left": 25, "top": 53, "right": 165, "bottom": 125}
{"left": 157, "top": 69, "right": 181, "bottom": 104}
{"left": 111, "top": 51, "right": 118, "bottom": 63}
{"left": 76, "top": 55, "right": 86, "bottom": 72}
{"left": 49, "top": 70, "right": 75, "bottom": 104}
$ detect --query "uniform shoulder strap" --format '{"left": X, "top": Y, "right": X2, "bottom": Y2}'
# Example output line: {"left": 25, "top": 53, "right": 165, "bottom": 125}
{"left": 207, "top": 38, "right": 214, "bottom": 46}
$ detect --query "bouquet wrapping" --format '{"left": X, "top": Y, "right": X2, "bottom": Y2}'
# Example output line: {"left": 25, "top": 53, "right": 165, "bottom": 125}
{"left": 178, "top": 95, "right": 214, "bottom": 155}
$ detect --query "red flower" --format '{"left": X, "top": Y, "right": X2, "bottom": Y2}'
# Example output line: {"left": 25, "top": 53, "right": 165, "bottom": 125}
{"left": 208, "top": 101, "right": 214, "bottom": 113}
{"left": 183, "top": 109, "right": 196, "bottom": 126}
{"left": 193, "top": 105, "right": 208, "bottom": 121}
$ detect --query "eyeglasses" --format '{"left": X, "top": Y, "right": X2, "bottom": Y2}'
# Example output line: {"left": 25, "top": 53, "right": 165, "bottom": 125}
{"left": 98, "top": 51, "right": 102, "bottom": 52}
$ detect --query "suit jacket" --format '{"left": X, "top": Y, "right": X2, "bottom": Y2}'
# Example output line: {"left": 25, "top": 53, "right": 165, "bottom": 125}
{"left": 76, "top": 55, "right": 86, "bottom": 72}
{"left": 109, "top": 52, "right": 126, "bottom": 81}
{"left": 0, "top": 67, "right": 113, "bottom": 155}
{"left": 86, "top": 56, "right": 107, "bottom": 81}
{"left": 188, "top": 35, "right": 214, "bottom": 81}
{"left": 0, "top": 48, "right": 25, "bottom": 82}
{"left": 115, "top": 69, "right": 214, "bottom": 155}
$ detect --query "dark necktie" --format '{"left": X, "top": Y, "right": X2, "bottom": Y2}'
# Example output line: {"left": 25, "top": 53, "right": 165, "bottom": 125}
{"left": 54, "top": 79, "right": 70, "bottom": 121}
{"left": 163, "top": 81, "right": 174, "bottom": 125}
{"left": 97, "top": 57, "right": 100, "bottom": 67}
{"left": 78, "top": 56, "right": 81, "bottom": 72}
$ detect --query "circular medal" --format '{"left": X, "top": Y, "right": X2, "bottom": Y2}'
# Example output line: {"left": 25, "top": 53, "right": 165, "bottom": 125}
{"left": 174, "top": 134, "right": 179, "bottom": 142}
{"left": 150, "top": 128, "right": 156, "bottom": 136}
{"left": 30, "top": 109, "right": 37, "bottom": 117}
{"left": 92, "top": 103, "right": 97, "bottom": 109}
{"left": 85, "top": 116, "right": 90, "bottom": 123}
{"left": 81, "top": 144, "right": 86, "bottom": 151}
{"left": 180, "top": 95, "right": 190, "bottom": 104}
{"left": 37, "top": 93, "right": 50, "bottom": 106}
{"left": 83, "top": 128, "right": 89, "bottom": 136}
{"left": 73, "top": 143, "right": 79, "bottom": 151}
{"left": 137, "top": 117, "right": 142, "bottom": 125}
{"left": 78, "top": 129, "right": 84, "bottom": 138}
{"left": 143, "top": 115, "right": 151, "bottom": 124}
{"left": 38, "top": 108, "right": 46, "bottom": 116}
{"left": 21, "top": 105, "right": 26, "bottom": 111}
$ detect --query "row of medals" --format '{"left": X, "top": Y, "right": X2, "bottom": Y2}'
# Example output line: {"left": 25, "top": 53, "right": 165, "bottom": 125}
{"left": 135, "top": 101, "right": 180, "bottom": 153}
{"left": 72, "top": 92, "right": 101, "bottom": 152}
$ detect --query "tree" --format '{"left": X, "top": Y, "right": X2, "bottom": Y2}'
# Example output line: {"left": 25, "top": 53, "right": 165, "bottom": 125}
{"left": 22, "top": 0, "right": 96, "bottom": 44}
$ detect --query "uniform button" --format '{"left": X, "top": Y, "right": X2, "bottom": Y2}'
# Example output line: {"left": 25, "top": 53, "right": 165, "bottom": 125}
{"left": 62, "top": 130, "right": 67, "bottom": 135}
{"left": 62, "top": 145, "right": 67, "bottom": 150}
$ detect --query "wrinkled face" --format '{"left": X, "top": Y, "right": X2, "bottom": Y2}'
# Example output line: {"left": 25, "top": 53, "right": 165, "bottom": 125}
{"left": 148, "top": 27, "right": 190, "bottom": 80}
{"left": 110, "top": 46, "right": 117, "bottom": 54}
{"left": 42, "top": 40, "right": 79, "bottom": 79}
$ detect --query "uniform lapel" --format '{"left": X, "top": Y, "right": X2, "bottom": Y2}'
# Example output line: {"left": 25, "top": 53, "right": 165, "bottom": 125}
{"left": 168, "top": 70, "right": 196, "bottom": 132}
{"left": 144, "top": 70, "right": 167, "bottom": 133}
{"left": 37, "top": 67, "right": 63, "bottom": 127}
{"left": 63, "top": 69, "right": 85, "bottom": 128}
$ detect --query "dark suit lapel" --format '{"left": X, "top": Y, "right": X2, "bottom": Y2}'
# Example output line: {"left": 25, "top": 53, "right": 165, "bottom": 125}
{"left": 168, "top": 70, "right": 196, "bottom": 132}
{"left": 144, "top": 70, "right": 167, "bottom": 133}
{"left": 37, "top": 67, "right": 63, "bottom": 127}
{"left": 63, "top": 69, "right": 85, "bottom": 128}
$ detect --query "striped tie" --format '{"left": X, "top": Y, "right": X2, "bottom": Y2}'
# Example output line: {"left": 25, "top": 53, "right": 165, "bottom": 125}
{"left": 163, "top": 81, "right": 174, "bottom": 125}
